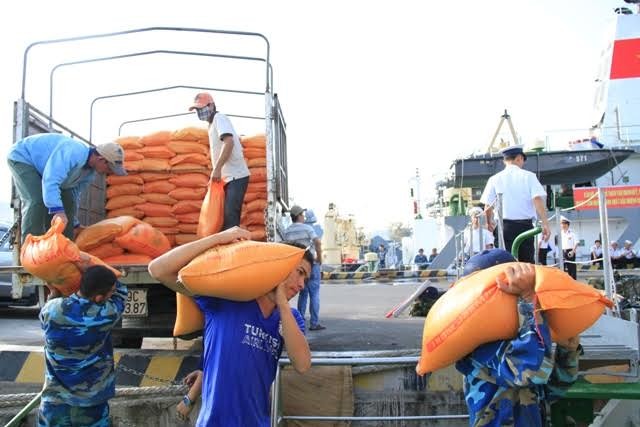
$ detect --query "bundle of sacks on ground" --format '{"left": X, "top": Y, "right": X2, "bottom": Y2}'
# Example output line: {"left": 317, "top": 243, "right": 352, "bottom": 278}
{"left": 109, "top": 128, "right": 269, "bottom": 247}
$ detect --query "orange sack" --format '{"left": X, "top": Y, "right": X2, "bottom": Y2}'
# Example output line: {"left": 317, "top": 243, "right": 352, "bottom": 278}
{"left": 156, "top": 227, "right": 179, "bottom": 235}
{"left": 177, "top": 223, "right": 198, "bottom": 234}
{"left": 240, "top": 134, "right": 266, "bottom": 149}
{"left": 114, "top": 223, "right": 171, "bottom": 258}
{"left": 116, "top": 136, "right": 144, "bottom": 150}
{"left": 144, "top": 217, "right": 180, "bottom": 228}
{"left": 169, "top": 173, "right": 209, "bottom": 188}
{"left": 246, "top": 158, "right": 266, "bottom": 168}
{"left": 87, "top": 242, "right": 125, "bottom": 259}
{"left": 124, "top": 160, "right": 143, "bottom": 172}
{"left": 104, "top": 254, "right": 153, "bottom": 265}
{"left": 141, "top": 158, "right": 170, "bottom": 171}
{"left": 197, "top": 181, "right": 224, "bottom": 238}
{"left": 169, "top": 153, "right": 210, "bottom": 166}
{"left": 107, "top": 207, "right": 145, "bottom": 219}
{"left": 243, "top": 148, "right": 266, "bottom": 159}
{"left": 244, "top": 198, "right": 267, "bottom": 213}
{"left": 247, "top": 182, "right": 267, "bottom": 193}
{"left": 143, "top": 180, "right": 176, "bottom": 194}
{"left": 75, "top": 216, "right": 142, "bottom": 251}
{"left": 178, "top": 241, "right": 304, "bottom": 300}
{"left": 107, "top": 175, "right": 144, "bottom": 186}
{"left": 138, "top": 145, "right": 176, "bottom": 159}
{"left": 243, "top": 192, "right": 261, "bottom": 203}
{"left": 106, "top": 184, "right": 142, "bottom": 199}
{"left": 105, "top": 195, "right": 146, "bottom": 211}
{"left": 242, "top": 211, "right": 265, "bottom": 226}
{"left": 172, "top": 200, "right": 203, "bottom": 215}
{"left": 123, "top": 150, "right": 144, "bottom": 162}
{"left": 171, "top": 163, "right": 211, "bottom": 173}
{"left": 140, "top": 130, "right": 172, "bottom": 146}
{"left": 169, "top": 187, "right": 207, "bottom": 201}
{"left": 135, "top": 203, "right": 174, "bottom": 217}
{"left": 20, "top": 219, "right": 120, "bottom": 295}
{"left": 249, "top": 168, "right": 267, "bottom": 183}
{"left": 175, "top": 212, "right": 200, "bottom": 224}
{"left": 171, "top": 127, "right": 209, "bottom": 142}
{"left": 174, "top": 293, "right": 205, "bottom": 337}
{"left": 140, "top": 172, "right": 173, "bottom": 182}
{"left": 416, "top": 263, "right": 614, "bottom": 375}
{"left": 167, "top": 141, "right": 210, "bottom": 156}
{"left": 141, "top": 193, "right": 178, "bottom": 205}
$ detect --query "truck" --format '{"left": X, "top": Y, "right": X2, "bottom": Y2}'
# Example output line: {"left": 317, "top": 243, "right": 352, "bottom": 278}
{"left": 5, "top": 27, "right": 290, "bottom": 347}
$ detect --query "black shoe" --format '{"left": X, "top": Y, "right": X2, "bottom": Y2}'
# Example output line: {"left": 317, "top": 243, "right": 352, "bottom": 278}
{"left": 309, "top": 324, "right": 326, "bottom": 331}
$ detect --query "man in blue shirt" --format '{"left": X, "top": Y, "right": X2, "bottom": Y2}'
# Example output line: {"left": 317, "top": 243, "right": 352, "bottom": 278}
{"left": 455, "top": 249, "right": 580, "bottom": 426}
{"left": 149, "top": 227, "right": 313, "bottom": 426}
{"left": 414, "top": 248, "right": 429, "bottom": 270}
{"left": 39, "top": 263, "right": 127, "bottom": 427}
{"left": 7, "top": 133, "right": 126, "bottom": 242}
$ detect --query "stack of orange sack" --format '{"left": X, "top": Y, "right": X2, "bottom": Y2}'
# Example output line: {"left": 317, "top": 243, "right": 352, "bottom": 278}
{"left": 108, "top": 128, "right": 211, "bottom": 247}
{"left": 240, "top": 134, "right": 268, "bottom": 241}
{"left": 75, "top": 216, "right": 171, "bottom": 265}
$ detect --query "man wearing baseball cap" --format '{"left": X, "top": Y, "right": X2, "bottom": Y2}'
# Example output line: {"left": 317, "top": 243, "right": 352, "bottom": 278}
{"left": 8, "top": 132, "right": 126, "bottom": 242}
{"left": 189, "top": 92, "right": 250, "bottom": 230}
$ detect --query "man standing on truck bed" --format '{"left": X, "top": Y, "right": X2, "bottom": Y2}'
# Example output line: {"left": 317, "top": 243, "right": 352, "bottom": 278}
{"left": 189, "top": 92, "right": 250, "bottom": 230}
{"left": 8, "top": 133, "right": 127, "bottom": 242}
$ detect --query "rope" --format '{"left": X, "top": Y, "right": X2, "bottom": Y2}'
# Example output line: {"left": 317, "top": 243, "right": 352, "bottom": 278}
{"left": 0, "top": 385, "right": 187, "bottom": 407}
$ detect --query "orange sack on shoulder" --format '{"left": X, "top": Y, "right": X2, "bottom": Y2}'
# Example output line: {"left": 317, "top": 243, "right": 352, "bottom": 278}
{"left": 174, "top": 293, "right": 205, "bottom": 337}
{"left": 416, "top": 263, "right": 613, "bottom": 375}
{"left": 178, "top": 241, "right": 304, "bottom": 301}
{"left": 114, "top": 223, "right": 171, "bottom": 258}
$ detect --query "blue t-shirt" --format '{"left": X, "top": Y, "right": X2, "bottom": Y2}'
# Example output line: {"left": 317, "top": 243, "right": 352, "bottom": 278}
{"left": 194, "top": 296, "right": 305, "bottom": 427}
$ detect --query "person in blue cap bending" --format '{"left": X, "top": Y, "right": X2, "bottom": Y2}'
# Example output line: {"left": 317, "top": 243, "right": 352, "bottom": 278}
{"left": 480, "top": 145, "right": 550, "bottom": 263}
{"left": 455, "top": 249, "right": 581, "bottom": 426}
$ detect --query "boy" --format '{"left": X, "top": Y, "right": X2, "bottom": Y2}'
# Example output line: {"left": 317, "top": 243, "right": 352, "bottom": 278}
{"left": 38, "top": 263, "right": 127, "bottom": 427}
{"left": 149, "top": 226, "right": 312, "bottom": 426}
{"left": 456, "top": 249, "right": 581, "bottom": 426}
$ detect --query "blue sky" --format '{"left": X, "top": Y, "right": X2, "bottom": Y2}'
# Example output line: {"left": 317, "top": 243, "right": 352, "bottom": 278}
{"left": 0, "top": 0, "right": 630, "bottom": 232}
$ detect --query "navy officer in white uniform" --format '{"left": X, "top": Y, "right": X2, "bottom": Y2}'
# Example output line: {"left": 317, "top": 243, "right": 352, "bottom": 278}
{"left": 480, "top": 145, "right": 550, "bottom": 263}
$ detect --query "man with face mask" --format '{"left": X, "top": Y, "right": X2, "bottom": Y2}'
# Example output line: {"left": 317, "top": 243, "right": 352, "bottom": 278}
{"left": 189, "top": 92, "right": 250, "bottom": 230}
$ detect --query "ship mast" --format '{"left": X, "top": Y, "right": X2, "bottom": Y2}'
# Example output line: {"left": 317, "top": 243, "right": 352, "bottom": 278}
{"left": 486, "top": 109, "right": 519, "bottom": 154}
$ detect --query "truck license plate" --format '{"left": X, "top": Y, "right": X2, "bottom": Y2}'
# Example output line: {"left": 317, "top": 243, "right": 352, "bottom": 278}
{"left": 124, "top": 289, "right": 148, "bottom": 317}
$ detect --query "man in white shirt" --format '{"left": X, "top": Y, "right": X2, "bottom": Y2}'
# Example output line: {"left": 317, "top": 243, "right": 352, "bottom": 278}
{"left": 560, "top": 216, "right": 578, "bottom": 279}
{"left": 189, "top": 92, "right": 251, "bottom": 230}
{"left": 480, "top": 145, "right": 550, "bottom": 263}
{"left": 622, "top": 240, "right": 638, "bottom": 269}
{"left": 463, "top": 207, "right": 495, "bottom": 257}
{"left": 610, "top": 241, "right": 624, "bottom": 269}
{"left": 590, "top": 239, "right": 603, "bottom": 268}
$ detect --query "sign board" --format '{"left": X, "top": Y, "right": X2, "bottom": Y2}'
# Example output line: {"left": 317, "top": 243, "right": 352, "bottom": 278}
{"left": 573, "top": 185, "right": 640, "bottom": 210}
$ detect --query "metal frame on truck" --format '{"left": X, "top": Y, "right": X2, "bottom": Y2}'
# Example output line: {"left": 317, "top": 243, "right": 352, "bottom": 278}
{"left": 4, "top": 27, "right": 290, "bottom": 346}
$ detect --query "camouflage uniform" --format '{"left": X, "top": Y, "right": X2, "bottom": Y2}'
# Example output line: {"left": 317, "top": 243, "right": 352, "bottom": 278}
{"left": 455, "top": 300, "right": 580, "bottom": 427}
{"left": 38, "top": 280, "right": 127, "bottom": 426}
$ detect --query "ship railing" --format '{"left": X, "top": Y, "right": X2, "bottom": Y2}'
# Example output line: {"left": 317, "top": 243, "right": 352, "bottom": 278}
{"left": 269, "top": 353, "right": 469, "bottom": 426}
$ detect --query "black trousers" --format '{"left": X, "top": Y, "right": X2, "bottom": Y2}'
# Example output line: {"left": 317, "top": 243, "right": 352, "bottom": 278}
{"left": 590, "top": 254, "right": 603, "bottom": 269}
{"left": 502, "top": 220, "right": 535, "bottom": 263}
{"left": 538, "top": 247, "right": 550, "bottom": 265}
{"left": 222, "top": 176, "right": 250, "bottom": 231}
{"left": 563, "top": 249, "right": 577, "bottom": 279}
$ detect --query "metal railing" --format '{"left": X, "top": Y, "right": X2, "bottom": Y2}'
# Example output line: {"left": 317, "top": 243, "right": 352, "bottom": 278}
{"left": 270, "top": 354, "right": 469, "bottom": 426}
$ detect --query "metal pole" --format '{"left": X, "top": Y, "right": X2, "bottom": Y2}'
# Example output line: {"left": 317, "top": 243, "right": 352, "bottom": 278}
{"left": 454, "top": 232, "right": 460, "bottom": 279}
{"left": 556, "top": 209, "right": 564, "bottom": 272}
{"left": 478, "top": 214, "right": 485, "bottom": 252}
{"left": 270, "top": 364, "right": 282, "bottom": 427}
{"left": 496, "top": 193, "right": 506, "bottom": 250}
{"left": 598, "top": 188, "right": 614, "bottom": 309}
{"left": 468, "top": 223, "right": 474, "bottom": 259}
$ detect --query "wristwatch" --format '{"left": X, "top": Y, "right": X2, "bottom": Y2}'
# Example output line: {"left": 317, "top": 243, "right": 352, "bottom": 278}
{"left": 182, "top": 395, "right": 193, "bottom": 408}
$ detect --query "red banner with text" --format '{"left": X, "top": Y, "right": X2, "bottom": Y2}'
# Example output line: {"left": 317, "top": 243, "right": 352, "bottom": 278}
{"left": 573, "top": 185, "right": 640, "bottom": 210}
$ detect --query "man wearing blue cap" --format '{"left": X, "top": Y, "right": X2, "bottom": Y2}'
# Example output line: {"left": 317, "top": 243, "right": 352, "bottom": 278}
{"left": 456, "top": 249, "right": 580, "bottom": 426}
{"left": 480, "top": 145, "right": 550, "bottom": 263}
